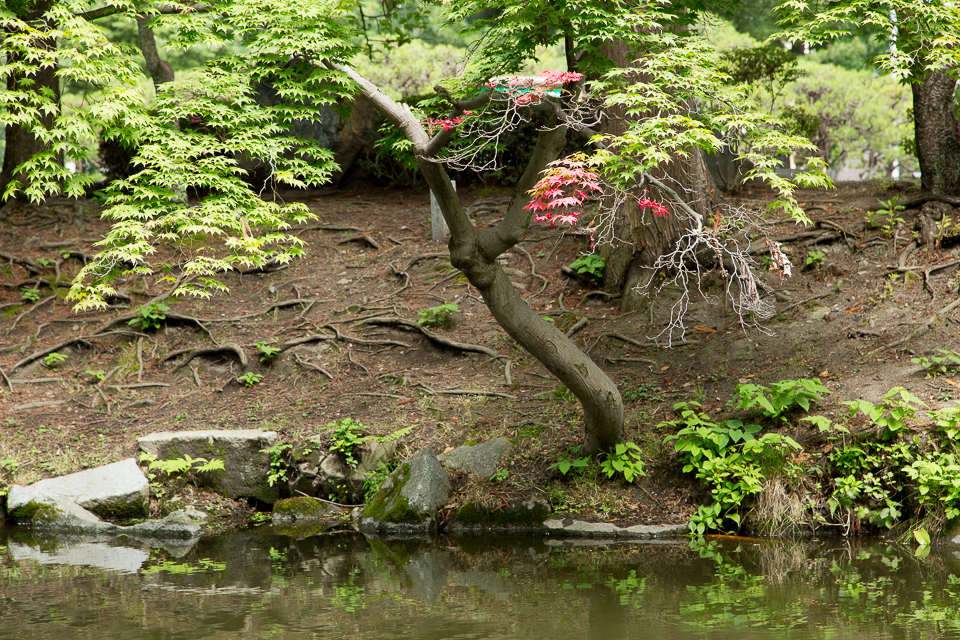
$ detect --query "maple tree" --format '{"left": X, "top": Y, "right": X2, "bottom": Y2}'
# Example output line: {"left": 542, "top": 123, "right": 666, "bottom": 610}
{"left": 1, "top": 0, "right": 825, "bottom": 456}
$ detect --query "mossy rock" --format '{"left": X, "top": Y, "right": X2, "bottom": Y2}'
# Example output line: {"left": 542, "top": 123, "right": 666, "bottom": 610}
{"left": 359, "top": 449, "right": 451, "bottom": 535}
{"left": 272, "top": 496, "right": 345, "bottom": 523}
{"left": 449, "top": 499, "right": 552, "bottom": 535}
{"left": 9, "top": 500, "right": 62, "bottom": 523}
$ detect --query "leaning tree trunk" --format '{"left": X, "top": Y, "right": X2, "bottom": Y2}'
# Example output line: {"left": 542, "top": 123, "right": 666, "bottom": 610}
{"left": 339, "top": 62, "right": 625, "bottom": 456}
{"left": 598, "top": 41, "right": 714, "bottom": 312}
{"left": 912, "top": 69, "right": 960, "bottom": 197}
{"left": 0, "top": 0, "right": 59, "bottom": 202}
{"left": 419, "top": 140, "right": 625, "bottom": 457}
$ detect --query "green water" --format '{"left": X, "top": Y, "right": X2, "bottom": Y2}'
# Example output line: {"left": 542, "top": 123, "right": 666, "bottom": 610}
{"left": 1, "top": 525, "right": 960, "bottom": 639}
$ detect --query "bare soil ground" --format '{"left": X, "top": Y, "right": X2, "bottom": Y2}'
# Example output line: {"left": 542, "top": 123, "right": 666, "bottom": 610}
{"left": 2, "top": 181, "right": 959, "bottom": 528}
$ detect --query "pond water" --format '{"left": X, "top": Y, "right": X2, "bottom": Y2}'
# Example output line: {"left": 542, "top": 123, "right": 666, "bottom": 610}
{"left": 1, "top": 525, "right": 959, "bottom": 639}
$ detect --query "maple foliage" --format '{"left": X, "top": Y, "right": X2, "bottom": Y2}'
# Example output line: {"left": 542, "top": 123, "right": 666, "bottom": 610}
{"left": 523, "top": 154, "right": 602, "bottom": 228}
{"left": 637, "top": 190, "right": 669, "bottom": 217}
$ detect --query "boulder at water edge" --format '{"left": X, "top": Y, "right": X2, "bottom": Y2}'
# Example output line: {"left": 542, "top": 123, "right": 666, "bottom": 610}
{"left": 137, "top": 429, "right": 279, "bottom": 503}
{"left": 7, "top": 458, "right": 148, "bottom": 520}
{"left": 359, "top": 449, "right": 451, "bottom": 535}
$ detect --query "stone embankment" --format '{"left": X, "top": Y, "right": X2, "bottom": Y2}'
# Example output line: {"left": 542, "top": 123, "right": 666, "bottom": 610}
{"left": 2, "top": 429, "right": 687, "bottom": 541}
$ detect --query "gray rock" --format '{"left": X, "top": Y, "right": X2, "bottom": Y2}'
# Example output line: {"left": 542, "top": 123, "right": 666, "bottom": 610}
{"left": 271, "top": 496, "right": 346, "bottom": 524}
{"left": 543, "top": 517, "right": 687, "bottom": 539}
{"left": 122, "top": 510, "right": 202, "bottom": 540}
{"left": 137, "top": 429, "right": 279, "bottom": 503}
{"left": 439, "top": 438, "right": 513, "bottom": 480}
{"left": 7, "top": 459, "right": 148, "bottom": 519}
{"left": 359, "top": 449, "right": 451, "bottom": 535}
{"left": 290, "top": 439, "right": 397, "bottom": 504}
{"left": 8, "top": 495, "right": 119, "bottom": 534}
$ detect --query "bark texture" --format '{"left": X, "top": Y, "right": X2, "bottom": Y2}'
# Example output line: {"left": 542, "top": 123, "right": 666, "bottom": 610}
{"left": 598, "top": 40, "right": 714, "bottom": 312}
{"left": 0, "top": 0, "right": 59, "bottom": 201}
{"left": 912, "top": 70, "right": 960, "bottom": 196}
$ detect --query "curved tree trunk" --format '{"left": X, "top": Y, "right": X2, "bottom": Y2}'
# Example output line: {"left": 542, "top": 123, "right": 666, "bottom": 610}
{"left": 912, "top": 69, "right": 960, "bottom": 197}
{"left": 340, "top": 61, "right": 625, "bottom": 456}
{"left": 0, "top": 0, "right": 59, "bottom": 201}
{"left": 598, "top": 41, "right": 714, "bottom": 312}
{"left": 419, "top": 142, "right": 624, "bottom": 457}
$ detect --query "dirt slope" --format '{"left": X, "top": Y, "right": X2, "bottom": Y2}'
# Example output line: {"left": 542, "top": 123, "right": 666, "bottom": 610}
{"left": 2, "top": 181, "right": 959, "bottom": 527}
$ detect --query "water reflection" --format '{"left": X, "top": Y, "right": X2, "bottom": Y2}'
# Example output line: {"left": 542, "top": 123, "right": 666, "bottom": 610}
{"left": 2, "top": 524, "right": 960, "bottom": 639}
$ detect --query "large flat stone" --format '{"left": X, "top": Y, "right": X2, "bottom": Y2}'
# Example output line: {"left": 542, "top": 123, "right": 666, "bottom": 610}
{"left": 138, "top": 429, "right": 279, "bottom": 503}
{"left": 544, "top": 517, "right": 687, "bottom": 539}
{"left": 7, "top": 458, "right": 148, "bottom": 519}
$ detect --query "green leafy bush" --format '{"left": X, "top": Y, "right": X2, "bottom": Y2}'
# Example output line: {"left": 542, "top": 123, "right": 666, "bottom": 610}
{"left": 257, "top": 341, "right": 282, "bottom": 364}
{"left": 44, "top": 352, "right": 67, "bottom": 369}
{"left": 417, "top": 302, "right": 458, "bottom": 328}
{"left": 599, "top": 443, "right": 646, "bottom": 483}
{"left": 567, "top": 254, "right": 605, "bottom": 285}
{"left": 548, "top": 447, "right": 591, "bottom": 477}
{"left": 734, "top": 378, "right": 830, "bottom": 420}
{"left": 238, "top": 372, "right": 263, "bottom": 387}
{"left": 912, "top": 349, "right": 960, "bottom": 378}
{"left": 139, "top": 452, "right": 225, "bottom": 500}
{"left": 663, "top": 402, "right": 800, "bottom": 534}
{"left": 128, "top": 302, "right": 169, "bottom": 332}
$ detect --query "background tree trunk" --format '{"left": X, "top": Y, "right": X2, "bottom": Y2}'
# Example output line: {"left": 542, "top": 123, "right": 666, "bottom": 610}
{"left": 912, "top": 69, "right": 960, "bottom": 196}
{"left": 0, "top": 0, "right": 59, "bottom": 201}
{"left": 597, "top": 41, "right": 714, "bottom": 312}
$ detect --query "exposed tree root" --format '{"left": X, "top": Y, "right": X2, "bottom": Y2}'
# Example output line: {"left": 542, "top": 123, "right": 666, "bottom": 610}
{"left": 0, "top": 364, "right": 16, "bottom": 394}
{"left": 606, "top": 356, "right": 659, "bottom": 366}
{"left": 565, "top": 317, "right": 588, "bottom": 337}
{"left": 417, "top": 383, "right": 516, "bottom": 400}
{"left": 293, "top": 353, "right": 334, "bottom": 379}
{"left": 774, "top": 291, "right": 834, "bottom": 318}
{"left": 5, "top": 295, "right": 55, "bottom": 334}
{"left": 199, "top": 298, "right": 316, "bottom": 323}
{"left": 514, "top": 246, "right": 549, "bottom": 297}
{"left": 11, "top": 337, "right": 92, "bottom": 373}
{"left": 861, "top": 297, "right": 960, "bottom": 360}
{"left": 0, "top": 251, "right": 42, "bottom": 274}
{"left": 338, "top": 234, "right": 381, "bottom": 250}
{"left": 164, "top": 342, "right": 249, "bottom": 370}
{"left": 354, "top": 316, "right": 502, "bottom": 359}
